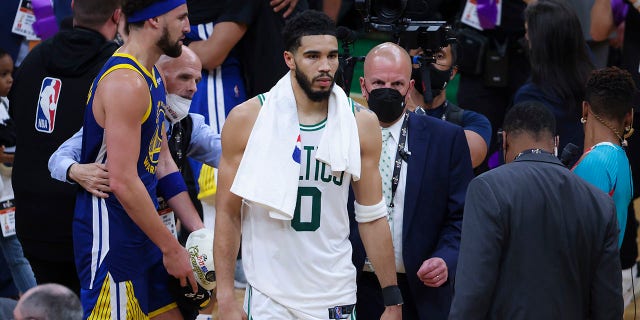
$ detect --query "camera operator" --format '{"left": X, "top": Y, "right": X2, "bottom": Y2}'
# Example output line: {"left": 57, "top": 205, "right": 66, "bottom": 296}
{"left": 455, "top": 0, "right": 531, "bottom": 173}
{"left": 406, "top": 43, "right": 491, "bottom": 170}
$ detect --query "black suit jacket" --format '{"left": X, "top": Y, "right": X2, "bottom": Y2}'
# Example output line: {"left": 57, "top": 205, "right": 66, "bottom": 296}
{"left": 450, "top": 152, "right": 623, "bottom": 319}
{"left": 350, "top": 112, "right": 474, "bottom": 319}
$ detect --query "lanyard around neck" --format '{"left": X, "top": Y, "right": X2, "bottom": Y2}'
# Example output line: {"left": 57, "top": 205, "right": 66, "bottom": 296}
{"left": 388, "top": 112, "right": 410, "bottom": 208}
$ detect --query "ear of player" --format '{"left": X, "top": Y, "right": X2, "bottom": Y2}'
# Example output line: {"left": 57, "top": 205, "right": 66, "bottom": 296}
{"left": 186, "top": 228, "right": 216, "bottom": 290}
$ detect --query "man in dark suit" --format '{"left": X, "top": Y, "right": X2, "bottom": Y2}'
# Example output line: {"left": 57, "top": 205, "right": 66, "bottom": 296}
{"left": 349, "top": 42, "right": 474, "bottom": 319}
{"left": 450, "top": 101, "right": 623, "bottom": 319}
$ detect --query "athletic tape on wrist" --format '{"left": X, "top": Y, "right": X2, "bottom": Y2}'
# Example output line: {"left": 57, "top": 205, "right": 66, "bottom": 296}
{"left": 354, "top": 198, "right": 387, "bottom": 223}
{"left": 157, "top": 171, "right": 187, "bottom": 200}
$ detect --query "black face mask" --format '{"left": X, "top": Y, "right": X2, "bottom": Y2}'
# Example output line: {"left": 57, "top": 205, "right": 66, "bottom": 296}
{"left": 366, "top": 88, "right": 406, "bottom": 123}
{"left": 428, "top": 64, "right": 452, "bottom": 98}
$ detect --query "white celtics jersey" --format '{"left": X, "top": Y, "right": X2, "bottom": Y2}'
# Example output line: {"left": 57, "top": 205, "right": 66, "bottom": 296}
{"left": 241, "top": 118, "right": 357, "bottom": 319}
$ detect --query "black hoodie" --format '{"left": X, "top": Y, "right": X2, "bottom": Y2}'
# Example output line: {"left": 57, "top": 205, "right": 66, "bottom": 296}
{"left": 9, "top": 27, "right": 117, "bottom": 261}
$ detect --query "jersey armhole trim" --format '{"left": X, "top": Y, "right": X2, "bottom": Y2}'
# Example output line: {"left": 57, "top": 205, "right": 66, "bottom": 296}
{"left": 98, "top": 64, "right": 153, "bottom": 124}
{"left": 113, "top": 52, "right": 157, "bottom": 87}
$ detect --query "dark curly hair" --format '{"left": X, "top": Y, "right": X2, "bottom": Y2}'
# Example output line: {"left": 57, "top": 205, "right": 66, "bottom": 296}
{"left": 282, "top": 10, "right": 336, "bottom": 53}
{"left": 586, "top": 67, "right": 637, "bottom": 121}
{"left": 504, "top": 100, "right": 556, "bottom": 141}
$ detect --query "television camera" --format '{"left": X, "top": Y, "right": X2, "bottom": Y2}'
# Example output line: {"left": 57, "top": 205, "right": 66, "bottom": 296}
{"left": 338, "top": 0, "right": 455, "bottom": 103}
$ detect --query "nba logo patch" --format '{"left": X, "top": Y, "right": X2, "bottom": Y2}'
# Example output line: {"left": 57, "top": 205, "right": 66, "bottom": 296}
{"left": 35, "top": 77, "right": 62, "bottom": 133}
{"left": 334, "top": 306, "right": 342, "bottom": 319}
{"left": 292, "top": 134, "right": 302, "bottom": 164}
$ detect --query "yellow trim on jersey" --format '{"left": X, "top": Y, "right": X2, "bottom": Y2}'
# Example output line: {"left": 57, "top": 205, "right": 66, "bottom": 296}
{"left": 148, "top": 302, "right": 178, "bottom": 317}
{"left": 98, "top": 64, "right": 141, "bottom": 84}
{"left": 140, "top": 100, "right": 153, "bottom": 124}
{"left": 87, "top": 79, "right": 94, "bottom": 106}
{"left": 97, "top": 64, "right": 153, "bottom": 125}
{"left": 113, "top": 52, "right": 157, "bottom": 88}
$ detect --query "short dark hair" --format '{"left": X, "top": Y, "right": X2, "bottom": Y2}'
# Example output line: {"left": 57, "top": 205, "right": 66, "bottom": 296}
{"left": 123, "top": 0, "right": 159, "bottom": 30}
{"left": 19, "top": 285, "right": 83, "bottom": 320}
{"left": 282, "top": 10, "right": 336, "bottom": 52}
{"left": 503, "top": 100, "right": 556, "bottom": 141}
{"left": 0, "top": 48, "right": 8, "bottom": 60}
{"left": 586, "top": 67, "right": 636, "bottom": 121}
{"left": 73, "top": 0, "right": 121, "bottom": 29}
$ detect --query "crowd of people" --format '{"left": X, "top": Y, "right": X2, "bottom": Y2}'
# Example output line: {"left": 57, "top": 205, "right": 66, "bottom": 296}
{"left": 0, "top": 0, "right": 638, "bottom": 319}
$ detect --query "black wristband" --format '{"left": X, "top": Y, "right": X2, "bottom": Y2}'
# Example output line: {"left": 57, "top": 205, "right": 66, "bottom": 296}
{"left": 382, "top": 285, "right": 403, "bottom": 306}
{"left": 66, "top": 163, "right": 74, "bottom": 182}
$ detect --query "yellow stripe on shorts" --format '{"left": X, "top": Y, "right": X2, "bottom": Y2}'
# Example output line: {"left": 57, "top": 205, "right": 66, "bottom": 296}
{"left": 87, "top": 273, "right": 148, "bottom": 319}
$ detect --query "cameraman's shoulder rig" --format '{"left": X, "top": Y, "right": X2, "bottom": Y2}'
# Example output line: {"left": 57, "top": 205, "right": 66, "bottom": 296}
{"left": 444, "top": 102, "right": 464, "bottom": 127}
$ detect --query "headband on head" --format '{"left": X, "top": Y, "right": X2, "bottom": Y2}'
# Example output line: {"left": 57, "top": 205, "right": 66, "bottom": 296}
{"left": 127, "top": 0, "right": 186, "bottom": 23}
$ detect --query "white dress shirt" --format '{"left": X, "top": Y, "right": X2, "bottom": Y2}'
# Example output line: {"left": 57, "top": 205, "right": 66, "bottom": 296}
{"left": 383, "top": 117, "right": 408, "bottom": 273}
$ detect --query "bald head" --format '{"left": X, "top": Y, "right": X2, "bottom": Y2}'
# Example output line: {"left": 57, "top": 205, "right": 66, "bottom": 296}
{"left": 157, "top": 45, "right": 202, "bottom": 99}
{"left": 14, "top": 284, "right": 82, "bottom": 320}
{"left": 363, "top": 42, "right": 413, "bottom": 80}
{"left": 360, "top": 42, "right": 414, "bottom": 125}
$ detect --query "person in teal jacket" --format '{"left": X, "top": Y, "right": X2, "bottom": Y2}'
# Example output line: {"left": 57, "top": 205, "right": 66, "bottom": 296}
{"left": 573, "top": 67, "right": 635, "bottom": 247}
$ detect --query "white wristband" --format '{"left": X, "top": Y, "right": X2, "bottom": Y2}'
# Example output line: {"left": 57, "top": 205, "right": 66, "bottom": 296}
{"left": 354, "top": 198, "right": 387, "bottom": 223}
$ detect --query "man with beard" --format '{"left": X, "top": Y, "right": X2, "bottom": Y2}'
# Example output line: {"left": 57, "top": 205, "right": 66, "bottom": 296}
{"left": 350, "top": 42, "right": 473, "bottom": 319}
{"left": 48, "top": 46, "right": 214, "bottom": 319}
{"left": 215, "top": 10, "right": 402, "bottom": 320}
{"left": 73, "top": 0, "right": 200, "bottom": 318}
{"left": 49, "top": 46, "right": 216, "bottom": 225}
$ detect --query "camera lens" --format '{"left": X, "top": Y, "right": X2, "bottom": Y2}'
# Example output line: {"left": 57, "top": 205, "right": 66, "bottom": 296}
{"left": 373, "top": 0, "right": 407, "bottom": 24}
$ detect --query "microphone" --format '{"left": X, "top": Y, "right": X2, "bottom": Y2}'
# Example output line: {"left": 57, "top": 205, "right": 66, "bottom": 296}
{"left": 560, "top": 143, "right": 581, "bottom": 168}
{"left": 336, "top": 26, "right": 357, "bottom": 44}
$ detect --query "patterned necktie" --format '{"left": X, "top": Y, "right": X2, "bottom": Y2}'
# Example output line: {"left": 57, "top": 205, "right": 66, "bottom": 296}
{"left": 379, "top": 128, "right": 393, "bottom": 206}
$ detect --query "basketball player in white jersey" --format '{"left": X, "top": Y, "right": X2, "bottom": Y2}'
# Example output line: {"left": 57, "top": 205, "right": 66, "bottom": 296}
{"left": 215, "top": 10, "right": 402, "bottom": 320}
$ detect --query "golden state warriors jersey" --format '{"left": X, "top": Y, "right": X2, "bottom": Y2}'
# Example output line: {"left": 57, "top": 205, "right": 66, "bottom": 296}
{"left": 240, "top": 94, "right": 357, "bottom": 319}
{"left": 74, "top": 52, "right": 166, "bottom": 290}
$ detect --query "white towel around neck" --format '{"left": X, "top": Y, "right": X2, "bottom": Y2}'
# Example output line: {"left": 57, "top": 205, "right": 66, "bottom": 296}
{"left": 230, "top": 72, "right": 361, "bottom": 220}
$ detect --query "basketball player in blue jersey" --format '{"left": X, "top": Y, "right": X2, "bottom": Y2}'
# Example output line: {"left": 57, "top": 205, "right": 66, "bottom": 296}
{"left": 74, "top": 0, "right": 200, "bottom": 318}
{"left": 215, "top": 10, "right": 402, "bottom": 320}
